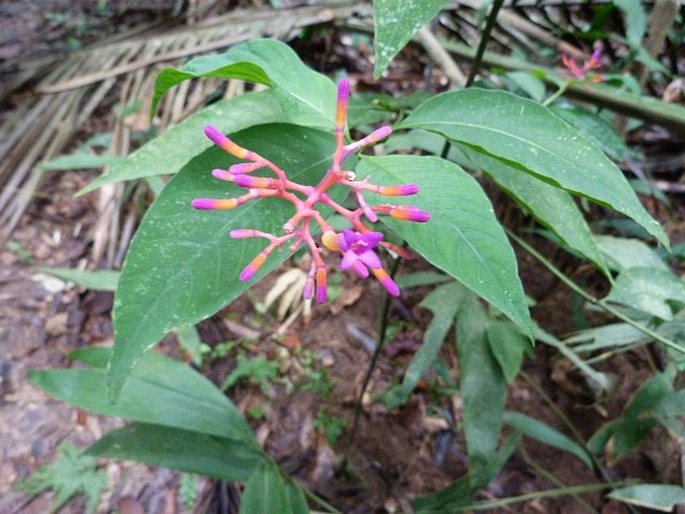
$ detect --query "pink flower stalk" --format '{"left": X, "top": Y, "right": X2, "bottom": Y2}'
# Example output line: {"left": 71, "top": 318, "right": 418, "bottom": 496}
{"left": 561, "top": 47, "right": 604, "bottom": 82}
{"left": 192, "top": 78, "right": 430, "bottom": 302}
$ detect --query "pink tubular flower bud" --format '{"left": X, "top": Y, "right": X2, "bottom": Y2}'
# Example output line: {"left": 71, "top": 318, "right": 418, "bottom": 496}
{"left": 192, "top": 198, "right": 238, "bottom": 210}
{"left": 375, "top": 205, "right": 431, "bottom": 222}
{"left": 212, "top": 169, "right": 235, "bottom": 181}
{"left": 315, "top": 267, "right": 327, "bottom": 304}
{"left": 378, "top": 184, "right": 419, "bottom": 196}
{"left": 229, "top": 162, "right": 262, "bottom": 174}
{"left": 233, "top": 175, "right": 280, "bottom": 189}
{"left": 230, "top": 229, "right": 259, "bottom": 239}
{"left": 239, "top": 252, "right": 267, "bottom": 281}
{"left": 371, "top": 267, "right": 400, "bottom": 297}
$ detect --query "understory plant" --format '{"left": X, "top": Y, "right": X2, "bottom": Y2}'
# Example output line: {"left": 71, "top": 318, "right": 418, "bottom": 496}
{"left": 29, "top": 2, "right": 685, "bottom": 512}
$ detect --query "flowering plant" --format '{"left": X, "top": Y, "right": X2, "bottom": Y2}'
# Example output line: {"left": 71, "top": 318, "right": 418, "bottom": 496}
{"left": 31, "top": 13, "right": 681, "bottom": 510}
{"left": 191, "top": 79, "right": 429, "bottom": 302}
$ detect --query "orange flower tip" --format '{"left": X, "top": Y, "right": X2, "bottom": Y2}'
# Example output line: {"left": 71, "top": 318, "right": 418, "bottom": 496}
{"left": 322, "top": 230, "right": 340, "bottom": 251}
{"left": 390, "top": 207, "right": 430, "bottom": 222}
{"left": 192, "top": 198, "right": 237, "bottom": 210}
{"left": 373, "top": 268, "right": 400, "bottom": 297}
{"left": 233, "top": 175, "right": 277, "bottom": 189}
{"left": 380, "top": 184, "right": 419, "bottom": 196}
{"left": 315, "top": 268, "right": 327, "bottom": 303}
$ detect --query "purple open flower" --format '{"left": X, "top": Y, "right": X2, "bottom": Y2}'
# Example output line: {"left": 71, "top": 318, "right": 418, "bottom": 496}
{"left": 338, "top": 230, "right": 383, "bottom": 278}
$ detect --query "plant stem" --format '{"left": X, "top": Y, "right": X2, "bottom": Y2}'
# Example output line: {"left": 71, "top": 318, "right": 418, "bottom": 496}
{"left": 302, "top": 486, "right": 342, "bottom": 514}
{"left": 441, "top": 0, "right": 505, "bottom": 163}
{"left": 466, "top": 0, "right": 505, "bottom": 88}
{"left": 542, "top": 83, "right": 568, "bottom": 107}
{"left": 519, "top": 446, "right": 598, "bottom": 514}
{"left": 426, "top": 482, "right": 628, "bottom": 513}
{"left": 508, "top": 230, "right": 685, "bottom": 356}
{"left": 345, "top": 252, "right": 403, "bottom": 458}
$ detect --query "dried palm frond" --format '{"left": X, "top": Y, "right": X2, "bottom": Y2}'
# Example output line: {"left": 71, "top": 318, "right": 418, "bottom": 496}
{"left": 0, "top": 2, "right": 364, "bottom": 256}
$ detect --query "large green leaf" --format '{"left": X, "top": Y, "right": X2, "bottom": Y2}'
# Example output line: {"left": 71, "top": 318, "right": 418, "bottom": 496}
{"left": 608, "top": 484, "right": 685, "bottom": 512}
{"left": 109, "top": 124, "right": 339, "bottom": 400}
{"left": 239, "top": 463, "right": 307, "bottom": 514}
{"left": 384, "top": 281, "right": 464, "bottom": 409}
{"left": 86, "top": 423, "right": 264, "bottom": 482}
{"left": 457, "top": 293, "right": 507, "bottom": 471}
{"left": 30, "top": 347, "right": 254, "bottom": 442}
{"left": 358, "top": 155, "right": 532, "bottom": 336}
{"left": 550, "top": 106, "right": 628, "bottom": 161}
{"left": 373, "top": 0, "right": 450, "bottom": 78}
{"left": 456, "top": 144, "right": 608, "bottom": 274}
{"left": 151, "top": 39, "right": 336, "bottom": 129}
{"left": 595, "top": 235, "right": 668, "bottom": 273}
{"left": 605, "top": 267, "right": 685, "bottom": 320}
{"left": 79, "top": 91, "right": 286, "bottom": 195}
{"left": 398, "top": 89, "right": 669, "bottom": 248}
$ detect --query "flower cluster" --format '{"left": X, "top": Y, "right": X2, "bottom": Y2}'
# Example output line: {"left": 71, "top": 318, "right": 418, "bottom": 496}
{"left": 192, "top": 78, "right": 430, "bottom": 303}
{"left": 561, "top": 48, "right": 603, "bottom": 82}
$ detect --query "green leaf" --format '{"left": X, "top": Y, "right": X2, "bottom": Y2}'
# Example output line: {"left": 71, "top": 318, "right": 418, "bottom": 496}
{"left": 456, "top": 144, "right": 608, "bottom": 274}
{"left": 503, "top": 412, "right": 592, "bottom": 468}
{"left": 487, "top": 321, "right": 529, "bottom": 384}
{"left": 550, "top": 106, "right": 628, "bottom": 161}
{"left": 608, "top": 484, "right": 685, "bottom": 512}
{"left": 15, "top": 442, "right": 107, "bottom": 514}
{"left": 109, "top": 124, "right": 339, "bottom": 400}
{"left": 358, "top": 155, "right": 532, "bottom": 336}
{"left": 457, "top": 293, "right": 507, "bottom": 470}
{"left": 30, "top": 347, "right": 254, "bottom": 442}
{"left": 373, "top": 0, "right": 450, "bottom": 79}
{"left": 505, "top": 71, "right": 546, "bottom": 102}
{"left": 152, "top": 39, "right": 336, "bottom": 129}
{"left": 86, "top": 423, "right": 264, "bottom": 481}
{"left": 595, "top": 235, "right": 668, "bottom": 273}
{"left": 566, "top": 323, "right": 646, "bottom": 353}
{"left": 174, "top": 325, "right": 203, "bottom": 365}
{"left": 239, "top": 463, "right": 306, "bottom": 514}
{"left": 36, "top": 267, "right": 120, "bottom": 291}
{"left": 385, "top": 281, "right": 464, "bottom": 408}
{"left": 588, "top": 371, "right": 672, "bottom": 461}
{"left": 536, "top": 326, "right": 611, "bottom": 392}
{"left": 614, "top": 0, "right": 647, "bottom": 47}
{"left": 398, "top": 89, "right": 669, "bottom": 249}
{"left": 78, "top": 90, "right": 286, "bottom": 195}
{"left": 605, "top": 267, "right": 685, "bottom": 320}
{"left": 395, "top": 270, "right": 451, "bottom": 289}
{"left": 38, "top": 153, "right": 125, "bottom": 171}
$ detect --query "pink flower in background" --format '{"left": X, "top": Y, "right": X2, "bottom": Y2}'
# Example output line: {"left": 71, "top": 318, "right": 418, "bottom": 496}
{"left": 561, "top": 47, "right": 604, "bottom": 83}
{"left": 192, "top": 78, "right": 429, "bottom": 302}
